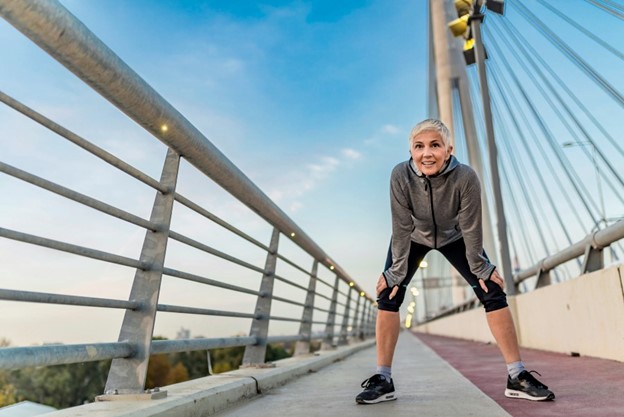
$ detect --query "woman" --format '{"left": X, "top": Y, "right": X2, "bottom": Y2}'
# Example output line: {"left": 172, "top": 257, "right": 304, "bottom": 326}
{"left": 356, "top": 119, "right": 554, "bottom": 404}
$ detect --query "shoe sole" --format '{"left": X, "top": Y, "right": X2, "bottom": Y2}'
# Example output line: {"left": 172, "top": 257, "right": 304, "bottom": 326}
{"left": 356, "top": 393, "right": 397, "bottom": 404}
{"left": 505, "top": 388, "right": 555, "bottom": 401}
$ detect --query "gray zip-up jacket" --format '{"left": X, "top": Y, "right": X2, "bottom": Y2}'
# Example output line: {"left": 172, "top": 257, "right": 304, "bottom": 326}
{"left": 383, "top": 155, "right": 495, "bottom": 288}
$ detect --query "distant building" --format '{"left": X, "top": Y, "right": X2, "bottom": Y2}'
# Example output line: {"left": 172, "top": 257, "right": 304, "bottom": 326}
{"left": 0, "top": 401, "right": 56, "bottom": 417}
{"left": 176, "top": 327, "right": 191, "bottom": 340}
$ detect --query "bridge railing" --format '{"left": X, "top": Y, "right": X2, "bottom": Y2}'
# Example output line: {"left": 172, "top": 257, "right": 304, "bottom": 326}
{"left": 0, "top": 0, "right": 375, "bottom": 398}
{"left": 513, "top": 220, "right": 624, "bottom": 288}
{"left": 420, "top": 219, "right": 624, "bottom": 324}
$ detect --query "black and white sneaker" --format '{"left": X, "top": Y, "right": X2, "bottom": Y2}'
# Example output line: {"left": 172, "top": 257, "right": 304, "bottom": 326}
{"left": 505, "top": 370, "right": 555, "bottom": 401}
{"left": 355, "top": 374, "right": 396, "bottom": 404}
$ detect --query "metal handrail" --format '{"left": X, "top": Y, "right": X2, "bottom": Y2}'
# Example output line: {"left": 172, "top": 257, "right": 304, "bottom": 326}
{"left": 0, "top": 289, "right": 139, "bottom": 310}
{"left": 0, "top": 90, "right": 166, "bottom": 193}
{"left": 0, "top": 161, "right": 157, "bottom": 230}
{"left": 0, "top": 0, "right": 377, "bottom": 397}
{"left": 514, "top": 220, "right": 624, "bottom": 282}
{"left": 0, "top": 0, "right": 366, "bottom": 296}
{"left": 0, "top": 227, "right": 146, "bottom": 269}
{"left": 0, "top": 342, "right": 134, "bottom": 371}
{"left": 421, "top": 221, "right": 624, "bottom": 324}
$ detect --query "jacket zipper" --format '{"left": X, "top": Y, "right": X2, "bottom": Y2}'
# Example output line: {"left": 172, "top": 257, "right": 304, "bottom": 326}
{"left": 425, "top": 177, "right": 438, "bottom": 248}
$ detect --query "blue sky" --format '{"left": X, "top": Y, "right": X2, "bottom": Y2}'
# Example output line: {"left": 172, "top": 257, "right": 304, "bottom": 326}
{"left": 1, "top": 0, "right": 622, "bottom": 345}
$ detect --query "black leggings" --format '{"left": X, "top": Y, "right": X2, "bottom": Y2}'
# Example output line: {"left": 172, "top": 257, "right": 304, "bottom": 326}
{"left": 377, "top": 238, "right": 508, "bottom": 313}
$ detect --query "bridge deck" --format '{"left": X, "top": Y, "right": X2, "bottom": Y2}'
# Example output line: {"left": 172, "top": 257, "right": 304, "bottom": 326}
{"left": 417, "top": 332, "right": 624, "bottom": 417}
{"left": 215, "top": 331, "right": 510, "bottom": 417}
{"left": 216, "top": 330, "right": 624, "bottom": 417}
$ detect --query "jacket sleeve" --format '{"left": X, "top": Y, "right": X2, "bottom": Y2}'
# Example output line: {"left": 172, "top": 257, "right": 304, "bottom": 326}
{"left": 457, "top": 170, "right": 496, "bottom": 280}
{"left": 383, "top": 168, "right": 414, "bottom": 288}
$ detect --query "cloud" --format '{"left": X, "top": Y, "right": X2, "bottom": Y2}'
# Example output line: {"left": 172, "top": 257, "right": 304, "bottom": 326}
{"left": 342, "top": 148, "right": 362, "bottom": 160}
{"left": 364, "top": 123, "right": 405, "bottom": 146}
{"left": 263, "top": 149, "right": 367, "bottom": 212}
{"left": 382, "top": 124, "right": 401, "bottom": 134}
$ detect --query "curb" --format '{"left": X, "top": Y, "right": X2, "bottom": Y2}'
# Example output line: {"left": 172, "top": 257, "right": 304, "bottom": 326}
{"left": 45, "top": 338, "right": 376, "bottom": 417}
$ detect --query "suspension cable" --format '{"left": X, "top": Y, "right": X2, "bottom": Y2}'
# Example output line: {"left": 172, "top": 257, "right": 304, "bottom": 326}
{"left": 483, "top": 34, "right": 602, "bottom": 224}
{"left": 488, "top": 17, "right": 624, "bottom": 191}
{"left": 486, "top": 66, "right": 575, "bottom": 247}
{"left": 467, "top": 70, "right": 553, "bottom": 258}
{"left": 535, "top": 0, "right": 624, "bottom": 60}
{"left": 484, "top": 19, "right": 624, "bottom": 197}
{"left": 510, "top": 0, "right": 624, "bottom": 107}
{"left": 583, "top": 0, "right": 624, "bottom": 19}
{"left": 490, "top": 16, "right": 624, "bottom": 159}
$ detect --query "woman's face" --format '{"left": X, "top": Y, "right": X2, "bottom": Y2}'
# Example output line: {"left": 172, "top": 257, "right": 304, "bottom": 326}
{"left": 410, "top": 131, "right": 453, "bottom": 176}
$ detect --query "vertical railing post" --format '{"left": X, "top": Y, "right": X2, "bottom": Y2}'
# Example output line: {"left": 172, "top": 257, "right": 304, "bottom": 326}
{"left": 371, "top": 305, "right": 378, "bottom": 337}
{"left": 358, "top": 297, "right": 368, "bottom": 339}
{"left": 535, "top": 267, "right": 552, "bottom": 288}
{"left": 338, "top": 287, "right": 352, "bottom": 346}
{"left": 582, "top": 243, "right": 604, "bottom": 273}
{"left": 321, "top": 275, "right": 340, "bottom": 350}
{"left": 242, "top": 227, "right": 280, "bottom": 366}
{"left": 350, "top": 292, "right": 361, "bottom": 341}
{"left": 366, "top": 303, "right": 375, "bottom": 337}
{"left": 294, "top": 260, "right": 318, "bottom": 356}
{"left": 103, "top": 149, "right": 180, "bottom": 397}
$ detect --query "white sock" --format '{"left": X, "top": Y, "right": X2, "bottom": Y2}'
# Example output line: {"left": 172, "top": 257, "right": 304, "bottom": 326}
{"left": 507, "top": 361, "right": 525, "bottom": 380}
{"left": 376, "top": 365, "right": 392, "bottom": 381}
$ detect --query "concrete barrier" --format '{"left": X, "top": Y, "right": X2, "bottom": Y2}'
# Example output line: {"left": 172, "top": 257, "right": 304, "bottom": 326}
{"left": 414, "top": 265, "right": 624, "bottom": 362}
{"left": 41, "top": 339, "right": 375, "bottom": 417}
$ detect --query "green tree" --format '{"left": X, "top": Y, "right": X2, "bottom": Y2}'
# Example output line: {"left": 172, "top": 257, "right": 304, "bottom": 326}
{"left": 8, "top": 360, "right": 110, "bottom": 408}
{"left": 175, "top": 350, "right": 209, "bottom": 379}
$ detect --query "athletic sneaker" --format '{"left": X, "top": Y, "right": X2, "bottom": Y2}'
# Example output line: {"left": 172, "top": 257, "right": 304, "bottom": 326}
{"left": 355, "top": 374, "right": 396, "bottom": 404}
{"left": 505, "top": 370, "right": 555, "bottom": 401}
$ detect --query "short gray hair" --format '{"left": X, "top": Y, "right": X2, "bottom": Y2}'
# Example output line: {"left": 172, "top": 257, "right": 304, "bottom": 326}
{"left": 409, "top": 118, "right": 451, "bottom": 148}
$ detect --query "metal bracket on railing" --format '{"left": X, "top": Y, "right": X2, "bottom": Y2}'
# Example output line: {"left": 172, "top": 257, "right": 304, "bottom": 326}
{"left": 534, "top": 260, "right": 552, "bottom": 288}
{"left": 581, "top": 241, "right": 604, "bottom": 274}
{"left": 242, "top": 228, "right": 280, "bottom": 366}
{"left": 294, "top": 260, "right": 319, "bottom": 356}
{"left": 321, "top": 275, "right": 340, "bottom": 350}
{"left": 103, "top": 149, "right": 180, "bottom": 396}
{"left": 338, "top": 287, "right": 352, "bottom": 346}
{"left": 96, "top": 387, "right": 167, "bottom": 402}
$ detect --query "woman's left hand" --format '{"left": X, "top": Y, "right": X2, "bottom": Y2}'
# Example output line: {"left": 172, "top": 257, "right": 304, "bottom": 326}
{"left": 479, "top": 270, "right": 504, "bottom": 293}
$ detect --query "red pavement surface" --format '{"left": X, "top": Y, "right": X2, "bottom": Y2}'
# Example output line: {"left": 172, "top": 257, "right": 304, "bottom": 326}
{"left": 414, "top": 332, "right": 624, "bottom": 417}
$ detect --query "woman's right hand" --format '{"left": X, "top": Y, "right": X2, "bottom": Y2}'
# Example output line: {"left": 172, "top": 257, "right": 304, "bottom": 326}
{"left": 376, "top": 274, "right": 399, "bottom": 300}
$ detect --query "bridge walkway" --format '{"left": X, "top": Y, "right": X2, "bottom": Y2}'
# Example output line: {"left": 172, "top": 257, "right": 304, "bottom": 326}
{"left": 216, "top": 331, "right": 510, "bottom": 417}
{"left": 217, "top": 329, "right": 624, "bottom": 417}
{"left": 417, "top": 332, "right": 624, "bottom": 417}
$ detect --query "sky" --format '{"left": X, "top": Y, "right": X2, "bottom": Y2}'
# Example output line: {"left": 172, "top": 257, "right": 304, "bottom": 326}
{"left": 0, "top": 0, "right": 622, "bottom": 346}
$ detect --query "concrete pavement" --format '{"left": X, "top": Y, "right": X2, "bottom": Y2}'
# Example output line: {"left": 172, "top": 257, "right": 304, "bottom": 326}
{"left": 215, "top": 331, "right": 511, "bottom": 417}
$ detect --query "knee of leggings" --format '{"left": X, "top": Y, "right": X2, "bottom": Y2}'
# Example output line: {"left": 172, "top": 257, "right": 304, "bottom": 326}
{"left": 481, "top": 287, "right": 508, "bottom": 312}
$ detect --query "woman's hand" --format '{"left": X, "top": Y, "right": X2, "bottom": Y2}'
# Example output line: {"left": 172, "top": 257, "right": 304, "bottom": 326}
{"left": 479, "top": 269, "right": 505, "bottom": 293}
{"left": 376, "top": 274, "right": 399, "bottom": 300}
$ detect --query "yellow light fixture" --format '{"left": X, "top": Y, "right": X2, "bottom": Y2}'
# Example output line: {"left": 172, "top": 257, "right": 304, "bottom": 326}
{"left": 454, "top": 0, "right": 473, "bottom": 16}
{"left": 448, "top": 14, "right": 469, "bottom": 37}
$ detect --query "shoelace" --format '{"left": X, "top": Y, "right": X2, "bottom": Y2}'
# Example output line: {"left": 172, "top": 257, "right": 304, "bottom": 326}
{"left": 523, "top": 370, "right": 549, "bottom": 389}
{"left": 360, "top": 374, "right": 385, "bottom": 388}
